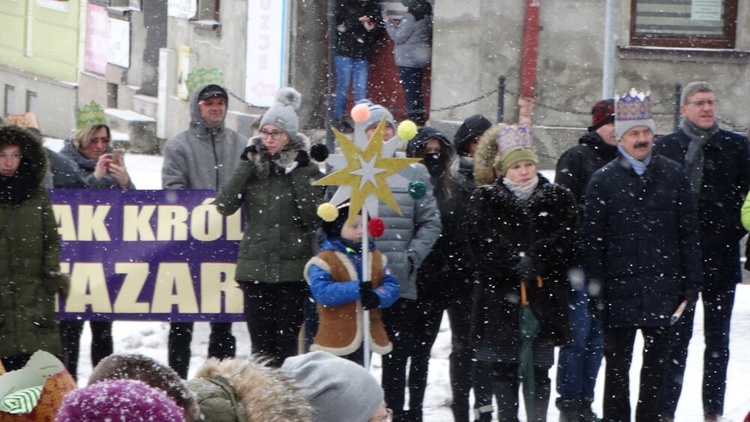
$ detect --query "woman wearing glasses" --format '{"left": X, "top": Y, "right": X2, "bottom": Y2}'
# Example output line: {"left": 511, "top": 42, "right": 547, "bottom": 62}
{"left": 215, "top": 87, "right": 324, "bottom": 367}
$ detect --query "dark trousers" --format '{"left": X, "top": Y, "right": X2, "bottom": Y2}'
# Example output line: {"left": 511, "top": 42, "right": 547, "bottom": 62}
{"left": 59, "top": 320, "right": 113, "bottom": 380}
{"left": 1, "top": 354, "right": 32, "bottom": 372}
{"left": 473, "top": 361, "right": 551, "bottom": 422}
{"left": 409, "top": 290, "right": 474, "bottom": 422}
{"left": 168, "top": 321, "right": 236, "bottom": 378}
{"left": 398, "top": 66, "right": 426, "bottom": 125}
{"left": 603, "top": 326, "right": 669, "bottom": 422}
{"left": 241, "top": 281, "right": 307, "bottom": 367}
{"left": 660, "top": 250, "right": 738, "bottom": 417}
{"left": 382, "top": 298, "right": 419, "bottom": 419}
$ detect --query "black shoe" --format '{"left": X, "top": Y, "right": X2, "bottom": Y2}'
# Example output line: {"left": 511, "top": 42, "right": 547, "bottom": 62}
{"left": 333, "top": 116, "right": 353, "bottom": 133}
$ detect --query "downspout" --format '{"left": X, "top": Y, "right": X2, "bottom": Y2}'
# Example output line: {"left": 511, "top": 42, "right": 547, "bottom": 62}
{"left": 519, "top": 0, "right": 541, "bottom": 100}
{"left": 326, "top": 0, "right": 336, "bottom": 150}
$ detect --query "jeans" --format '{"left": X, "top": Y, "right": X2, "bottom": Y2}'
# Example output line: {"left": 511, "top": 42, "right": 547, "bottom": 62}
{"left": 556, "top": 288, "right": 603, "bottom": 402}
{"left": 660, "top": 249, "right": 738, "bottom": 417}
{"left": 334, "top": 55, "right": 369, "bottom": 118}
{"left": 398, "top": 66, "right": 426, "bottom": 124}
{"left": 603, "top": 326, "right": 669, "bottom": 422}
{"left": 241, "top": 280, "right": 307, "bottom": 367}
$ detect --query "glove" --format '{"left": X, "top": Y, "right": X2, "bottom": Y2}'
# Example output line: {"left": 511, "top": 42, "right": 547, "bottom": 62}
{"left": 359, "top": 281, "right": 381, "bottom": 310}
{"left": 47, "top": 272, "right": 70, "bottom": 297}
{"left": 515, "top": 255, "right": 536, "bottom": 283}
{"left": 240, "top": 145, "right": 257, "bottom": 161}
{"left": 295, "top": 150, "right": 311, "bottom": 168}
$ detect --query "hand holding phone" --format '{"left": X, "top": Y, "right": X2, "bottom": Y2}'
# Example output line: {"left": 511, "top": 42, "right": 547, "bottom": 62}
{"left": 113, "top": 148, "right": 126, "bottom": 166}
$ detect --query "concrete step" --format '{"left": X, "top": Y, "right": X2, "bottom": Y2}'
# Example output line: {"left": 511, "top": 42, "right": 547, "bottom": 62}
{"left": 132, "top": 94, "right": 158, "bottom": 119}
{"left": 105, "top": 108, "right": 158, "bottom": 154}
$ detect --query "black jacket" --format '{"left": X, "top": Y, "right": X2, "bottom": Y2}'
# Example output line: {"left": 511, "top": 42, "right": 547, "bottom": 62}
{"left": 582, "top": 155, "right": 703, "bottom": 328}
{"left": 468, "top": 175, "right": 577, "bottom": 349}
{"left": 555, "top": 131, "right": 617, "bottom": 215}
{"left": 334, "top": 0, "right": 383, "bottom": 59}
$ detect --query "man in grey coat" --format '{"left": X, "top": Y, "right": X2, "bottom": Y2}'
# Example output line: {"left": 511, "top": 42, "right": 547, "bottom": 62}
{"left": 161, "top": 84, "right": 247, "bottom": 378}
{"left": 359, "top": 100, "right": 441, "bottom": 420}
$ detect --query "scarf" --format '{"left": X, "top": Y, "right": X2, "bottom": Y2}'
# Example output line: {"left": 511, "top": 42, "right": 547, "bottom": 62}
{"left": 617, "top": 145, "right": 652, "bottom": 176}
{"left": 681, "top": 118, "right": 719, "bottom": 196}
{"left": 503, "top": 175, "right": 538, "bottom": 201}
{"left": 0, "top": 167, "right": 36, "bottom": 204}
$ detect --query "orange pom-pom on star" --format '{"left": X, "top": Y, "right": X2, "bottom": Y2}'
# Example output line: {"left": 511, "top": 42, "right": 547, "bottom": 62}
{"left": 351, "top": 103, "right": 371, "bottom": 123}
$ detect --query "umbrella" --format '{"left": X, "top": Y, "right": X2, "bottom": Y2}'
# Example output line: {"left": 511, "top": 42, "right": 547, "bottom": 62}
{"left": 519, "top": 278, "right": 541, "bottom": 421}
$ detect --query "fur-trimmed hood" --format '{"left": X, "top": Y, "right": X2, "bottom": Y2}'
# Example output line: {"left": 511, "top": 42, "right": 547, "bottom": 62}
{"left": 0, "top": 125, "right": 48, "bottom": 188}
{"left": 246, "top": 131, "right": 311, "bottom": 177}
{"left": 473, "top": 123, "right": 501, "bottom": 185}
{"left": 187, "top": 357, "right": 313, "bottom": 422}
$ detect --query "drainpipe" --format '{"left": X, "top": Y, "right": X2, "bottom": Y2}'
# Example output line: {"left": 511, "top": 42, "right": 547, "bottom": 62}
{"left": 519, "top": 0, "right": 541, "bottom": 100}
{"left": 602, "top": 0, "right": 617, "bottom": 99}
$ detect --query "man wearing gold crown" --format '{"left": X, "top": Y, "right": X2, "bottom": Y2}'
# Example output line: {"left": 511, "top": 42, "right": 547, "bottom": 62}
{"left": 161, "top": 84, "right": 246, "bottom": 378}
{"left": 654, "top": 81, "right": 750, "bottom": 422}
{"left": 582, "top": 90, "right": 702, "bottom": 421}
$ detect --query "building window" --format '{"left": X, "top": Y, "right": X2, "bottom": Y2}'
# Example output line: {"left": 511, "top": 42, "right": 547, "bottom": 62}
{"left": 26, "top": 91, "right": 37, "bottom": 114}
{"left": 4, "top": 85, "right": 15, "bottom": 116}
{"left": 630, "top": 0, "right": 737, "bottom": 49}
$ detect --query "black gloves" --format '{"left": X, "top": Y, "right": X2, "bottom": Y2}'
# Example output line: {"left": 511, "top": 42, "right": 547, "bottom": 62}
{"left": 515, "top": 255, "right": 536, "bottom": 283}
{"left": 295, "top": 150, "right": 310, "bottom": 168}
{"left": 359, "top": 281, "right": 381, "bottom": 310}
{"left": 46, "top": 272, "right": 70, "bottom": 297}
{"left": 240, "top": 145, "right": 258, "bottom": 161}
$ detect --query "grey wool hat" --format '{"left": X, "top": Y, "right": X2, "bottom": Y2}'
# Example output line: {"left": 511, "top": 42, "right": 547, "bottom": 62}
{"left": 281, "top": 351, "right": 383, "bottom": 422}
{"left": 357, "top": 99, "right": 395, "bottom": 131}
{"left": 260, "top": 87, "right": 302, "bottom": 138}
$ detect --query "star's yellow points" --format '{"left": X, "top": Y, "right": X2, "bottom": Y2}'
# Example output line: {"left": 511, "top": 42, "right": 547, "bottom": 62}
{"left": 315, "top": 118, "right": 420, "bottom": 222}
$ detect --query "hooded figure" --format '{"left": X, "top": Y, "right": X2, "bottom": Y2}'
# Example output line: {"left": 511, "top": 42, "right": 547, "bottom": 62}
{"left": 0, "top": 125, "right": 68, "bottom": 370}
{"left": 186, "top": 357, "right": 313, "bottom": 422}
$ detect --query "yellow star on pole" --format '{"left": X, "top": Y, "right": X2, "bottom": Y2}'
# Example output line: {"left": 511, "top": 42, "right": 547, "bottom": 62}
{"left": 315, "top": 118, "right": 421, "bottom": 222}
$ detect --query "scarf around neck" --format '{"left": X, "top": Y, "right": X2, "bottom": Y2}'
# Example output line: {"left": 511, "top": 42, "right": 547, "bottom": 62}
{"left": 617, "top": 145, "right": 652, "bottom": 176}
{"left": 681, "top": 118, "right": 719, "bottom": 195}
{"left": 503, "top": 175, "right": 539, "bottom": 200}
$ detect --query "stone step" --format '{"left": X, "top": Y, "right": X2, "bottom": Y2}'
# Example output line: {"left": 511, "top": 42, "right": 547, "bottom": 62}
{"left": 105, "top": 108, "right": 158, "bottom": 154}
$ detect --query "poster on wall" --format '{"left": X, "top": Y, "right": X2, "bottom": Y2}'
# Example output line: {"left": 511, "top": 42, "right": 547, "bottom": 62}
{"left": 168, "top": 0, "right": 197, "bottom": 19}
{"left": 85, "top": 4, "right": 108, "bottom": 74}
{"left": 107, "top": 18, "right": 130, "bottom": 68}
{"left": 245, "top": 0, "right": 289, "bottom": 107}
{"left": 177, "top": 45, "right": 192, "bottom": 101}
{"left": 691, "top": 0, "right": 722, "bottom": 21}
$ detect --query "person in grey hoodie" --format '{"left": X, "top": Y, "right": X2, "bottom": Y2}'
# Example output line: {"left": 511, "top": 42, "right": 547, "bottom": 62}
{"left": 161, "top": 84, "right": 246, "bottom": 378}
{"left": 384, "top": 0, "right": 433, "bottom": 125}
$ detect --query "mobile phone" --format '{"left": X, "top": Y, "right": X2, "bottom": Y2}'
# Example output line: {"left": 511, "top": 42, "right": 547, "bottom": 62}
{"left": 113, "top": 148, "right": 126, "bottom": 165}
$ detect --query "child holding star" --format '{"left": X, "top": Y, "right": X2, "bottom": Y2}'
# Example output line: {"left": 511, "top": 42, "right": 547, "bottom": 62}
{"left": 304, "top": 202, "right": 399, "bottom": 366}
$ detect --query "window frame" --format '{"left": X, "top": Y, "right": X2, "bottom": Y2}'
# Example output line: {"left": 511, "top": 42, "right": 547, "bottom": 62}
{"left": 629, "top": 0, "right": 738, "bottom": 49}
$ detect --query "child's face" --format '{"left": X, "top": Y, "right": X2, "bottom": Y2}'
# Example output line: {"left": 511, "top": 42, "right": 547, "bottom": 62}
{"left": 340, "top": 215, "right": 363, "bottom": 243}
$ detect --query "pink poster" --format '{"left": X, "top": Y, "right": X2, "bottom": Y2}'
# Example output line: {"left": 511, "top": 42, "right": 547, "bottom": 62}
{"left": 85, "top": 4, "right": 108, "bottom": 74}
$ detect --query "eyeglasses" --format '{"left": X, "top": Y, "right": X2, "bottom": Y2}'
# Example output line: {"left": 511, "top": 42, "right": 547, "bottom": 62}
{"left": 687, "top": 99, "right": 719, "bottom": 107}
{"left": 369, "top": 408, "right": 393, "bottom": 422}
{"left": 260, "top": 129, "right": 285, "bottom": 140}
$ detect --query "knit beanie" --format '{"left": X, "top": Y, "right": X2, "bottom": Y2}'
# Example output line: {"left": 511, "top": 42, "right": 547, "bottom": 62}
{"left": 322, "top": 202, "right": 351, "bottom": 238}
{"left": 588, "top": 99, "right": 615, "bottom": 132}
{"left": 454, "top": 114, "right": 492, "bottom": 154}
{"left": 260, "top": 87, "right": 302, "bottom": 138}
{"left": 55, "top": 379, "right": 185, "bottom": 422}
{"left": 281, "top": 351, "right": 383, "bottom": 422}
{"left": 357, "top": 99, "right": 395, "bottom": 131}
{"left": 615, "top": 89, "right": 654, "bottom": 140}
{"left": 493, "top": 124, "right": 538, "bottom": 175}
{"left": 406, "top": 126, "right": 452, "bottom": 158}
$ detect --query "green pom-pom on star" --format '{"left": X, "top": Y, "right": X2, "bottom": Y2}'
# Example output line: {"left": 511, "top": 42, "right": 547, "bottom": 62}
{"left": 408, "top": 181, "right": 427, "bottom": 199}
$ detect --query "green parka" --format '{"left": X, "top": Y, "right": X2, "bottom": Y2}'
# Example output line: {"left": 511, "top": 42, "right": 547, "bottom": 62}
{"left": 215, "top": 133, "right": 323, "bottom": 282}
{"left": 0, "top": 125, "right": 68, "bottom": 359}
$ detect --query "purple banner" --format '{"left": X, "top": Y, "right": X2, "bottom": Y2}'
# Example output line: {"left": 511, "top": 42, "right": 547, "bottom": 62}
{"left": 52, "top": 189, "right": 245, "bottom": 322}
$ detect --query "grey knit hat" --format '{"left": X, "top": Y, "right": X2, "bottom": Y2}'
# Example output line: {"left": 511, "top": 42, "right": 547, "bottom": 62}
{"left": 281, "top": 351, "right": 383, "bottom": 422}
{"left": 357, "top": 99, "right": 395, "bottom": 131}
{"left": 260, "top": 87, "right": 302, "bottom": 138}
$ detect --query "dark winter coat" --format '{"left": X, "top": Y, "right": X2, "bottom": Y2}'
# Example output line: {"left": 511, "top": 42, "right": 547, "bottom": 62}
{"left": 334, "top": 0, "right": 383, "bottom": 60}
{"left": 162, "top": 84, "right": 246, "bottom": 190}
{"left": 468, "top": 174, "right": 577, "bottom": 350}
{"left": 555, "top": 131, "right": 618, "bottom": 215}
{"left": 44, "top": 148, "right": 88, "bottom": 189}
{"left": 582, "top": 154, "right": 703, "bottom": 329}
{"left": 0, "top": 126, "right": 67, "bottom": 359}
{"left": 215, "top": 134, "right": 324, "bottom": 283}
{"left": 59, "top": 140, "right": 136, "bottom": 189}
{"left": 654, "top": 128, "right": 750, "bottom": 281}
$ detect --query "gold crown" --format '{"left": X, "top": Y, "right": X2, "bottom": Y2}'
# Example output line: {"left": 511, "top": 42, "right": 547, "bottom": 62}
{"left": 74, "top": 101, "right": 106, "bottom": 128}
{"left": 495, "top": 124, "right": 533, "bottom": 156}
{"left": 616, "top": 89, "right": 652, "bottom": 122}
{"left": 187, "top": 67, "right": 223, "bottom": 97}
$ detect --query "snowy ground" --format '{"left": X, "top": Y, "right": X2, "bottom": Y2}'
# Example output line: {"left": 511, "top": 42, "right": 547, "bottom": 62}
{"left": 46, "top": 139, "right": 750, "bottom": 421}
